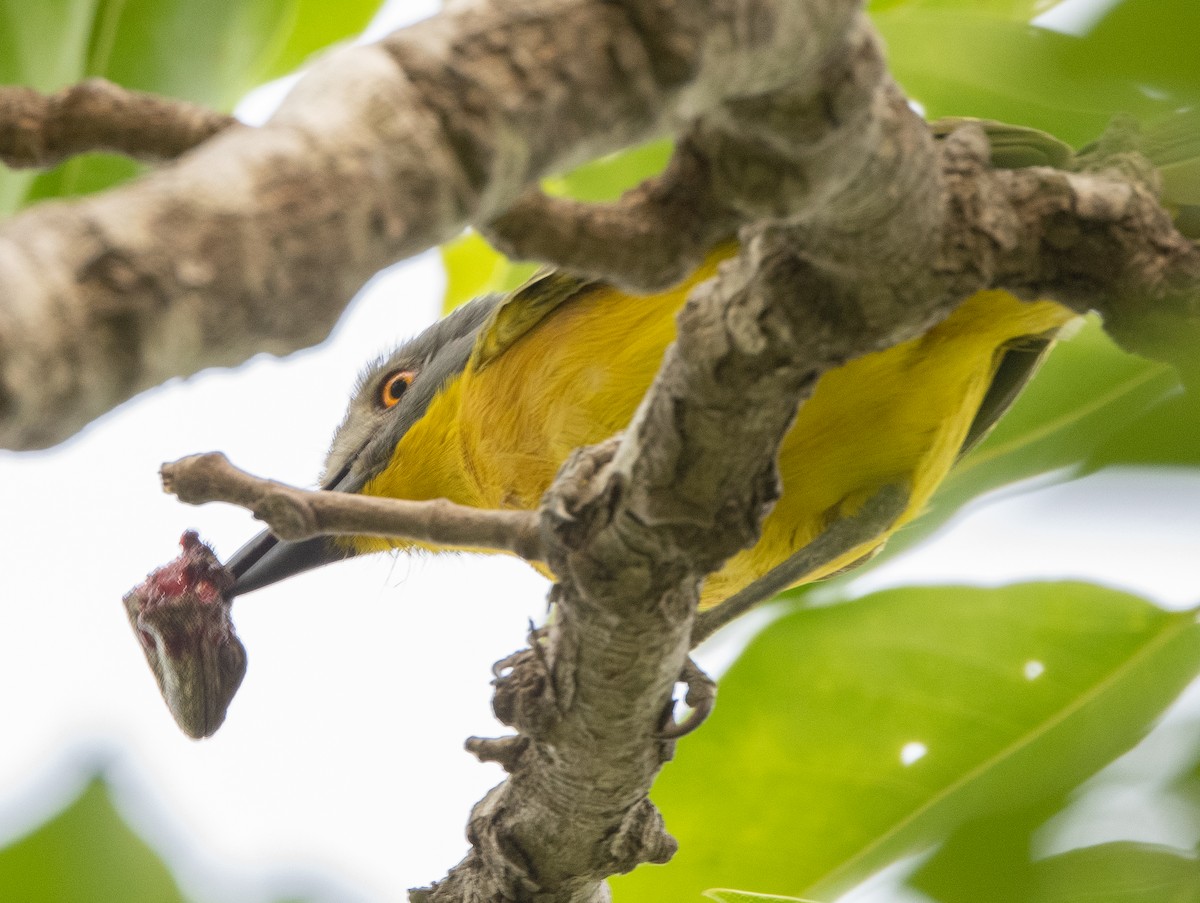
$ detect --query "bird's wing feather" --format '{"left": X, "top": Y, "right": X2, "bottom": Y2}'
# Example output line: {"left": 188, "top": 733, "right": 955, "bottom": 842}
{"left": 931, "top": 117, "right": 1074, "bottom": 169}
{"left": 958, "top": 329, "right": 1059, "bottom": 459}
{"left": 469, "top": 269, "right": 601, "bottom": 372}
{"left": 692, "top": 484, "right": 912, "bottom": 646}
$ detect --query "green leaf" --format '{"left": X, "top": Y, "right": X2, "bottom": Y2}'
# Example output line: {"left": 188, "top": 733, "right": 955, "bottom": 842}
{"left": 931, "top": 118, "right": 1074, "bottom": 168}
{"left": 940, "top": 317, "right": 1172, "bottom": 484}
{"left": 1156, "top": 160, "right": 1200, "bottom": 210}
{"left": 704, "top": 891, "right": 821, "bottom": 903}
{"left": 3, "top": 0, "right": 382, "bottom": 212}
{"left": 1032, "top": 842, "right": 1200, "bottom": 903}
{"left": 909, "top": 803, "right": 1059, "bottom": 903}
{"left": 22, "top": 154, "right": 143, "bottom": 208}
{"left": 612, "top": 583, "right": 1200, "bottom": 902}
{"left": 867, "top": 0, "right": 1053, "bottom": 18}
{"left": 543, "top": 139, "right": 673, "bottom": 203}
{"left": 256, "top": 0, "right": 379, "bottom": 85}
{"left": 1135, "top": 110, "right": 1200, "bottom": 209}
{"left": 0, "top": 0, "right": 98, "bottom": 90}
{"left": 1085, "top": 387, "right": 1200, "bottom": 471}
{"left": 440, "top": 231, "right": 538, "bottom": 313}
{"left": 1173, "top": 206, "right": 1200, "bottom": 240}
{"left": 918, "top": 830, "right": 1200, "bottom": 903}
{"left": 1074, "top": 0, "right": 1200, "bottom": 107}
{"left": 0, "top": 774, "right": 187, "bottom": 903}
{"left": 86, "top": 0, "right": 296, "bottom": 109}
{"left": 0, "top": 0, "right": 100, "bottom": 213}
{"left": 871, "top": 9, "right": 1182, "bottom": 147}
{"left": 82, "top": 0, "right": 376, "bottom": 107}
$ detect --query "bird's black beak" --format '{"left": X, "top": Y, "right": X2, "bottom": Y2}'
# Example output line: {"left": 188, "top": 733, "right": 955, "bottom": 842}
{"left": 225, "top": 530, "right": 354, "bottom": 597}
{"left": 225, "top": 464, "right": 364, "bottom": 597}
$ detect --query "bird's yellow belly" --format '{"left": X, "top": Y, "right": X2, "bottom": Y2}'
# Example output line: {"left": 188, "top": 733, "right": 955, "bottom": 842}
{"left": 371, "top": 260, "right": 1075, "bottom": 611}
{"left": 706, "top": 290, "right": 1062, "bottom": 604}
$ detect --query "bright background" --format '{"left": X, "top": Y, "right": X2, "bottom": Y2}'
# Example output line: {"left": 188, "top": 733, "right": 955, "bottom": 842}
{"left": 1, "top": 0, "right": 1199, "bottom": 901}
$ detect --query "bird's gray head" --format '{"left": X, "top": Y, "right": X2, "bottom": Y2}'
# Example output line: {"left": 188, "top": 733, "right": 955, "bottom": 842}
{"left": 227, "top": 293, "right": 501, "bottom": 595}
{"left": 321, "top": 294, "right": 502, "bottom": 494}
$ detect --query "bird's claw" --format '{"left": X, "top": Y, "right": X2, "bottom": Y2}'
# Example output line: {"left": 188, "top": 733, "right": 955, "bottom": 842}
{"left": 659, "top": 657, "right": 717, "bottom": 739}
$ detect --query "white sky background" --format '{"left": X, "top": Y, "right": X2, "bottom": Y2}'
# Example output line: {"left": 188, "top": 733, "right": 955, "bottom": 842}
{"left": 0, "top": 1, "right": 1198, "bottom": 902}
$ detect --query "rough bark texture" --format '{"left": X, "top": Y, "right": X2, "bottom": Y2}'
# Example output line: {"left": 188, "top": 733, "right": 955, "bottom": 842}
{"left": 0, "top": 0, "right": 855, "bottom": 450}
{"left": 4, "top": 0, "right": 1198, "bottom": 901}
{"left": 0, "top": 79, "right": 235, "bottom": 169}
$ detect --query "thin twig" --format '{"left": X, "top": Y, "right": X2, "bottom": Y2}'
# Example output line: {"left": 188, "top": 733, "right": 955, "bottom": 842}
{"left": 482, "top": 137, "right": 738, "bottom": 292}
{"left": 0, "top": 78, "right": 235, "bottom": 169}
{"left": 160, "top": 452, "right": 545, "bottom": 562}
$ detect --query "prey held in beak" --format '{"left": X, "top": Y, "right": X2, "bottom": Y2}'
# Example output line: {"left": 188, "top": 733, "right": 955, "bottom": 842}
{"left": 122, "top": 532, "right": 246, "bottom": 739}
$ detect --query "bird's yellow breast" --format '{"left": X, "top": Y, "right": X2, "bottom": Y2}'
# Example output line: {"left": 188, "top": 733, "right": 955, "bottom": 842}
{"left": 361, "top": 257, "right": 1074, "bottom": 609}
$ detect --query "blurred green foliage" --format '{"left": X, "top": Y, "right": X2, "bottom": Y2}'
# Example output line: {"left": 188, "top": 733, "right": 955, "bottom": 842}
{"left": 440, "top": 230, "right": 539, "bottom": 313}
{"left": 612, "top": 584, "right": 1200, "bottom": 902}
{"left": 870, "top": 0, "right": 1200, "bottom": 146}
{"left": 0, "top": 776, "right": 187, "bottom": 903}
{"left": 705, "top": 892, "right": 821, "bottom": 903}
{"left": 915, "top": 823, "right": 1200, "bottom": 903}
{"left": 0, "top": 0, "right": 378, "bottom": 214}
{"left": 0, "top": 774, "right": 317, "bottom": 903}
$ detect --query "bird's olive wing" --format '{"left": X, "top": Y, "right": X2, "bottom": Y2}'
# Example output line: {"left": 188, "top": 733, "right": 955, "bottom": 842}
{"left": 468, "top": 269, "right": 601, "bottom": 372}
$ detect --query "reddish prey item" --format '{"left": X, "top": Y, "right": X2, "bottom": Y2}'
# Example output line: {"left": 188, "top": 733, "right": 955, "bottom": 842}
{"left": 123, "top": 531, "right": 246, "bottom": 738}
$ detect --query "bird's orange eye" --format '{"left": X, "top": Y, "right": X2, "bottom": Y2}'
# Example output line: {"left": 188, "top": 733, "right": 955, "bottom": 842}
{"left": 378, "top": 370, "right": 414, "bottom": 408}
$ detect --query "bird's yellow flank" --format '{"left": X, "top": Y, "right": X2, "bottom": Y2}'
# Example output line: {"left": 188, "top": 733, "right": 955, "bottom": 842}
{"left": 356, "top": 251, "right": 1075, "bottom": 609}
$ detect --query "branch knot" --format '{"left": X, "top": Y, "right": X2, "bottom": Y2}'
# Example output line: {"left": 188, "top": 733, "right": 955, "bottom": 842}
{"left": 491, "top": 641, "right": 562, "bottom": 738}
{"left": 607, "top": 798, "right": 677, "bottom": 872}
{"left": 465, "top": 735, "right": 530, "bottom": 773}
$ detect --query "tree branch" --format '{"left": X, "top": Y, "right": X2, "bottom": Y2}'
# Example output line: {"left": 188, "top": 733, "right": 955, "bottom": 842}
{"left": 0, "top": 0, "right": 855, "bottom": 450}
{"left": 482, "top": 135, "right": 739, "bottom": 291}
{"left": 11, "top": 1, "right": 1194, "bottom": 901}
{"left": 421, "top": 13, "right": 959, "bottom": 903}
{"left": 0, "top": 79, "right": 235, "bottom": 169}
{"left": 161, "top": 452, "right": 545, "bottom": 561}
{"left": 483, "top": 20, "right": 910, "bottom": 293}
{"left": 995, "top": 164, "right": 1200, "bottom": 375}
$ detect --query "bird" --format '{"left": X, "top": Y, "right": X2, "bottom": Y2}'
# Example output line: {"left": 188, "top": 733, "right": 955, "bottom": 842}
{"left": 225, "top": 244, "right": 1076, "bottom": 626}
{"left": 223, "top": 111, "right": 1200, "bottom": 624}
